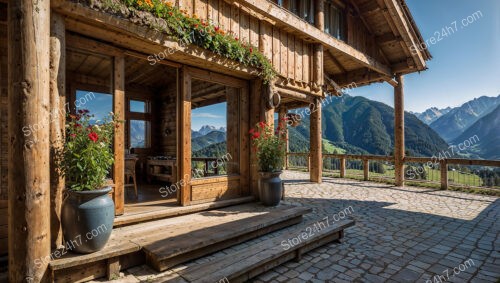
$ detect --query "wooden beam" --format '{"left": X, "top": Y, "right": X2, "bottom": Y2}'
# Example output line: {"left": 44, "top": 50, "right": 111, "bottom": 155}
{"left": 249, "top": 79, "right": 262, "bottom": 198}
{"left": 49, "top": 12, "right": 66, "bottom": 249}
{"left": 113, "top": 56, "right": 125, "bottom": 215}
{"left": 179, "top": 68, "right": 192, "bottom": 206}
{"left": 8, "top": 0, "right": 51, "bottom": 281}
{"left": 310, "top": 99, "right": 322, "bottom": 183}
{"left": 382, "top": 0, "right": 426, "bottom": 70}
{"left": 375, "top": 32, "right": 401, "bottom": 44}
{"left": 231, "top": 0, "right": 392, "bottom": 77}
{"left": 394, "top": 74, "right": 404, "bottom": 186}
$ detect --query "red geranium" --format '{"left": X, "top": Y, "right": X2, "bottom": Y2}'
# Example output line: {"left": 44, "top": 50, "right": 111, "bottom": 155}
{"left": 88, "top": 132, "right": 99, "bottom": 142}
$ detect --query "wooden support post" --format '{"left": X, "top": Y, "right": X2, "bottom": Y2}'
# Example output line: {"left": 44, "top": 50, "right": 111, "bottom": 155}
{"left": 363, "top": 159, "right": 369, "bottom": 181}
{"left": 310, "top": 99, "right": 322, "bottom": 183}
{"left": 179, "top": 68, "right": 192, "bottom": 205}
{"left": 340, "top": 156, "right": 346, "bottom": 178}
{"left": 49, "top": 12, "right": 66, "bottom": 249}
{"left": 278, "top": 108, "right": 288, "bottom": 170}
{"left": 113, "top": 56, "right": 125, "bottom": 215}
{"left": 249, "top": 79, "right": 262, "bottom": 198}
{"left": 107, "top": 256, "right": 121, "bottom": 280}
{"left": 313, "top": 0, "right": 324, "bottom": 92}
{"left": 8, "top": 0, "right": 51, "bottom": 281}
{"left": 394, "top": 74, "right": 405, "bottom": 186}
{"left": 440, "top": 159, "right": 448, "bottom": 190}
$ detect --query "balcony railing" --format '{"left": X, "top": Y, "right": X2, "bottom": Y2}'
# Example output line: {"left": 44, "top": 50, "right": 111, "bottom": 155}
{"left": 286, "top": 152, "right": 500, "bottom": 194}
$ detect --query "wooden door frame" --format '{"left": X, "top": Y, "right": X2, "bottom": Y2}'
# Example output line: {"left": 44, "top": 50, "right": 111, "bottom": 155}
{"left": 179, "top": 67, "right": 250, "bottom": 206}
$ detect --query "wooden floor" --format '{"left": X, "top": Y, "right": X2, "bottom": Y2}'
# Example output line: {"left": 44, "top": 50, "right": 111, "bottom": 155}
{"left": 50, "top": 203, "right": 311, "bottom": 282}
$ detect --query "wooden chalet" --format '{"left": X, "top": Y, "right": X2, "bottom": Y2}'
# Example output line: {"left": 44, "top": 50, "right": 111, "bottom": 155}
{"left": 0, "top": 0, "right": 430, "bottom": 281}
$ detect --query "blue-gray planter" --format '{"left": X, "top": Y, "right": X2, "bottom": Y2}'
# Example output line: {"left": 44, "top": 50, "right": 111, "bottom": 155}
{"left": 258, "top": 171, "right": 283, "bottom": 206}
{"left": 61, "top": 187, "right": 114, "bottom": 254}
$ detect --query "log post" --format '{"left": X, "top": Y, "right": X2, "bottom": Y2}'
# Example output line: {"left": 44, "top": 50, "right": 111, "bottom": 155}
{"left": 278, "top": 108, "right": 288, "bottom": 169}
{"left": 363, "top": 158, "right": 369, "bottom": 181}
{"left": 340, "top": 156, "right": 346, "bottom": 178}
{"left": 179, "top": 67, "right": 192, "bottom": 205}
{"left": 312, "top": 0, "right": 324, "bottom": 92}
{"left": 394, "top": 74, "right": 405, "bottom": 187}
{"left": 310, "top": 99, "right": 322, "bottom": 183}
{"left": 8, "top": 0, "right": 51, "bottom": 281}
{"left": 440, "top": 159, "right": 448, "bottom": 190}
{"left": 113, "top": 56, "right": 125, "bottom": 214}
{"left": 249, "top": 79, "right": 262, "bottom": 198}
{"left": 49, "top": 12, "right": 66, "bottom": 249}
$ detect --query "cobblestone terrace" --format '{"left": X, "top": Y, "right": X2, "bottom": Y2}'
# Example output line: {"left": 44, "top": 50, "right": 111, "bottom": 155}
{"left": 102, "top": 171, "right": 500, "bottom": 283}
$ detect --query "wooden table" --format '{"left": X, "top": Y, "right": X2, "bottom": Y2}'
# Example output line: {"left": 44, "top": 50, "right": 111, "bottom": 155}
{"left": 146, "top": 159, "right": 177, "bottom": 184}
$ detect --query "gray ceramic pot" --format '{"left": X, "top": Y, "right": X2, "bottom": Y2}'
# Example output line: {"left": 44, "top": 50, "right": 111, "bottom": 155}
{"left": 61, "top": 187, "right": 114, "bottom": 254}
{"left": 258, "top": 171, "right": 283, "bottom": 206}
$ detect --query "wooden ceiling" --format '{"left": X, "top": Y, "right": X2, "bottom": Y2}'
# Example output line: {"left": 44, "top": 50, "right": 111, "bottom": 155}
{"left": 66, "top": 49, "right": 177, "bottom": 92}
{"left": 191, "top": 79, "right": 227, "bottom": 109}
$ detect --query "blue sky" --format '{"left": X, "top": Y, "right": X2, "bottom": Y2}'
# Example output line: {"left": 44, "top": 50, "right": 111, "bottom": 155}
{"left": 350, "top": 0, "right": 500, "bottom": 112}
{"left": 192, "top": 102, "right": 227, "bottom": 131}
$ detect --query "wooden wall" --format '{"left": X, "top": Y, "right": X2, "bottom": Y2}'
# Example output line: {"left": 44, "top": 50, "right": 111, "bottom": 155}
{"left": 166, "top": 0, "right": 314, "bottom": 87}
{"left": 157, "top": 84, "right": 178, "bottom": 157}
{"left": 0, "top": 2, "right": 7, "bottom": 255}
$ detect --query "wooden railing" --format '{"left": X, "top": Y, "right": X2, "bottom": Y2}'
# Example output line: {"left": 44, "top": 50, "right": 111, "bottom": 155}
{"left": 286, "top": 152, "right": 500, "bottom": 191}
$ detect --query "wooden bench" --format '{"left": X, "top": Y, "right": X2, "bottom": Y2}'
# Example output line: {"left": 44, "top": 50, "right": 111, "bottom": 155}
{"left": 152, "top": 218, "right": 355, "bottom": 283}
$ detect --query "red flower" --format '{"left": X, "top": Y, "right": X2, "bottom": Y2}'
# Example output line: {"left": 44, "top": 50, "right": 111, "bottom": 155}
{"left": 74, "top": 123, "right": 82, "bottom": 128}
{"left": 252, "top": 132, "right": 261, "bottom": 139}
{"left": 215, "top": 26, "right": 220, "bottom": 31}
{"left": 235, "top": 37, "right": 239, "bottom": 41}
{"left": 249, "top": 128, "right": 255, "bottom": 134}
{"left": 258, "top": 121, "right": 265, "bottom": 128}
{"left": 70, "top": 134, "right": 76, "bottom": 138}
{"left": 249, "top": 47, "right": 253, "bottom": 53}
{"left": 88, "top": 132, "right": 98, "bottom": 142}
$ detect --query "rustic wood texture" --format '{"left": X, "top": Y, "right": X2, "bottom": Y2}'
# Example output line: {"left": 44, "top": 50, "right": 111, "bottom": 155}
{"left": 179, "top": 67, "right": 192, "bottom": 205}
{"left": 394, "top": 74, "right": 404, "bottom": 186}
{"left": 50, "top": 203, "right": 309, "bottom": 282}
{"left": 49, "top": 11, "right": 66, "bottom": 249}
{"left": 113, "top": 56, "right": 126, "bottom": 215}
{"left": 8, "top": 0, "right": 51, "bottom": 281}
{"left": 169, "top": 219, "right": 355, "bottom": 282}
{"left": 309, "top": 99, "right": 322, "bottom": 183}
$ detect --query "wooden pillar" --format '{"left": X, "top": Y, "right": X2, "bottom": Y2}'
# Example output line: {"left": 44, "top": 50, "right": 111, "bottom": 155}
{"left": 113, "top": 56, "right": 125, "bottom": 214}
{"left": 394, "top": 74, "right": 405, "bottom": 186}
{"left": 310, "top": 99, "right": 322, "bottom": 183}
{"left": 179, "top": 68, "right": 192, "bottom": 205}
{"left": 363, "top": 159, "right": 369, "bottom": 181}
{"left": 249, "top": 79, "right": 262, "bottom": 198}
{"left": 313, "top": 0, "right": 324, "bottom": 92}
{"left": 278, "top": 108, "right": 288, "bottom": 169}
{"left": 340, "top": 156, "right": 346, "bottom": 178}
{"left": 440, "top": 160, "right": 448, "bottom": 190}
{"left": 49, "top": 12, "right": 66, "bottom": 249}
{"left": 8, "top": 0, "right": 51, "bottom": 281}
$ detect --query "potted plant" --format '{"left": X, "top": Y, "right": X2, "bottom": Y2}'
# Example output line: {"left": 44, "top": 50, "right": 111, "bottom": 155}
{"left": 249, "top": 120, "right": 287, "bottom": 206}
{"left": 59, "top": 110, "right": 117, "bottom": 253}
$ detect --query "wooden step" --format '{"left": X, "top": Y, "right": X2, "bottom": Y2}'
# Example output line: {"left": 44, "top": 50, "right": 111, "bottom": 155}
{"left": 114, "top": 196, "right": 255, "bottom": 227}
{"left": 49, "top": 203, "right": 310, "bottom": 282}
{"left": 143, "top": 205, "right": 311, "bottom": 271}
{"left": 152, "top": 218, "right": 355, "bottom": 283}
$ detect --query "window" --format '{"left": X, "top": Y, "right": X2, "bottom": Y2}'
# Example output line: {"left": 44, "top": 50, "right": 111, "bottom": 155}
{"left": 128, "top": 99, "right": 150, "bottom": 149}
{"left": 75, "top": 90, "right": 112, "bottom": 122}
{"left": 325, "top": 1, "right": 345, "bottom": 40}
{"left": 275, "top": 0, "right": 315, "bottom": 25}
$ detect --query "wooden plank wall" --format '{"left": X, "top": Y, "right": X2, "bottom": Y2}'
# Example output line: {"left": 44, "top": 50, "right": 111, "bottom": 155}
{"left": 157, "top": 83, "right": 178, "bottom": 157}
{"left": 0, "top": 3, "right": 7, "bottom": 256}
{"left": 347, "top": 13, "right": 381, "bottom": 63}
{"left": 166, "top": 0, "right": 314, "bottom": 86}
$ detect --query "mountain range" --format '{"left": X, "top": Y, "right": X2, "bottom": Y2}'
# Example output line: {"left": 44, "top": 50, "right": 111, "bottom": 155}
{"left": 413, "top": 95, "right": 500, "bottom": 159}
{"left": 189, "top": 95, "right": 498, "bottom": 160}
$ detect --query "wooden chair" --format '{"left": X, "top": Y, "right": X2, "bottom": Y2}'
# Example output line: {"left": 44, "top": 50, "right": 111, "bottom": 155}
{"left": 125, "top": 157, "right": 139, "bottom": 198}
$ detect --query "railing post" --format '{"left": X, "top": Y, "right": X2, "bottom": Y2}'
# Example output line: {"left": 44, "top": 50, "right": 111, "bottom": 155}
{"left": 340, "top": 156, "right": 346, "bottom": 178}
{"left": 363, "top": 158, "right": 369, "bottom": 181}
{"left": 307, "top": 154, "right": 311, "bottom": 172}
{"left": 285, "top": 153, "right": 289, "bottom": 170}
{"left": 440, "top": 159, "right": 448, "bottom": 190}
